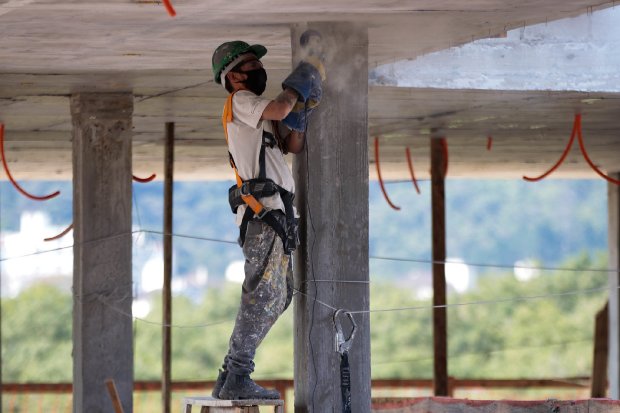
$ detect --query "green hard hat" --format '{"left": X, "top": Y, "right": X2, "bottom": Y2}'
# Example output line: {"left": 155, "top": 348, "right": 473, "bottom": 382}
{"left": 212, "top": 41, "right": 268, "bottom": 84}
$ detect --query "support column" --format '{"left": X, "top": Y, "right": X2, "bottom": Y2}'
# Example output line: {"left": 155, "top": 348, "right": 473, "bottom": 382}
{"left": 430, "top": 137, "right": 448, "bottom": 396}
{"left": 292, "top": 22, "right": 371, "bottom": 413}
{"left": 72, "top": 93, "right": 133, "bottom": 413}
{"left": 162, "top": 122, "right": 174, "bottom": 413}
{"left": 609, "top": 173, "right": 620, "bottom": 399}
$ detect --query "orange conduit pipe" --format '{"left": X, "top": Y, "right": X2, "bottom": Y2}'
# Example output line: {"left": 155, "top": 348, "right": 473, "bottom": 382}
{"left": 0, "top": 123, "right": 60, "bottom": 201}
{"left": 132, "top": 173, "right": 157, "bottom": 183}
{"left": 487, "top": 136, "right": 493, "bottom": 151}
{"left": 523, "top": 114, "right": 579, "bottom": 182}
{"left": 576, "top": 116, "right": 620, "bottom": 185}
{"left": 163, "top": 0, "right": 176, "bottom": 17}
{"left": 44, "top": 223, "right": 74, "bottom": 242}
{"left": 405, "top": 147, "right": 421, "bottom": 194}
{"left": 374, "top": 137, "right": 401, "bottom": 211}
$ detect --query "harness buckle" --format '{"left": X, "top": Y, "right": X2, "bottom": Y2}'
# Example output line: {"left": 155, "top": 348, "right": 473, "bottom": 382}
{"left": 240, "top": 182, "right": 252, "bottom": 196}
{"left": 333, "top": 309, "right": 357, "bottom": 355}
{"left": 256, "top": 208, "right": 269, "bottom": 219}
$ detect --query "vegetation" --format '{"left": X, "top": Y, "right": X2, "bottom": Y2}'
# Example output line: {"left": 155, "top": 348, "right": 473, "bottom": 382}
{"left": 1, "top": 251, "right": 607, "bottom": 382}
{"left": 0, "top": 178, "right": 609, "bottom": 386}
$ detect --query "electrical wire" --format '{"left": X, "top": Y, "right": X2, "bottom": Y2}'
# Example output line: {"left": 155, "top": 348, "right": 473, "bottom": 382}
{"left": 2, "top": 229, "right": 615, "bottom": 275}
{"left": 350, "top": 285, "right": 610, "bottom": 314}
{"left": 303, "top": 100, "right": 320, "bottom": 410}
{"left": 96, "top": 295, "right": 234, "bottom": 329}
{"left": 370, "top": 255, "right": 618, "bottom": 273}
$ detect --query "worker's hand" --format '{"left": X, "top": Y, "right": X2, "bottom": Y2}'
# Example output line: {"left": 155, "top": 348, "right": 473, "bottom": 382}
{"left": 282, "top": 108, "right": 311, "bottom": 132}
{"left": 282, "top": 61, "right": 323, "bottom": 103}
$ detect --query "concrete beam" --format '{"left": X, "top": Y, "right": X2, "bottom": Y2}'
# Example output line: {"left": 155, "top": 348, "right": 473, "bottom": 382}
{"left": 71, "top": 93, "right": 134, "bottom": 413}
{"left": 609, "top": 173, "right": 620, "bottom": 399}
{"left": 292, "top": 22, "right": 371, "bottom": 412}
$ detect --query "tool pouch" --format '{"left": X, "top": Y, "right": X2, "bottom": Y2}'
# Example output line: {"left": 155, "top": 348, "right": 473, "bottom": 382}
{"left": 283, "top": 217, "right": 300, "bottom": 255}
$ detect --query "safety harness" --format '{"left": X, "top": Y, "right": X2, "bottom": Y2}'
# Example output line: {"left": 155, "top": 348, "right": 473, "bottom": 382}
{"left": 222, "top": 92, "right": 299, "bottom": 254}
{"left": 334, "top": 309, "right": 357, "bottom": 413}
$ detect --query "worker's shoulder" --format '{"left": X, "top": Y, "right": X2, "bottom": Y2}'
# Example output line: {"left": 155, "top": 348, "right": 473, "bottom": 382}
{"left": 233, "top": 90, "right": 271, "bottom": 118}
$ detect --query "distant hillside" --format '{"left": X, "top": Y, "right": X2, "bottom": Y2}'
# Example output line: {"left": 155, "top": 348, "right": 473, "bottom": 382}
{"left": 0, "top": 179, "right": 607, "bottom": 280}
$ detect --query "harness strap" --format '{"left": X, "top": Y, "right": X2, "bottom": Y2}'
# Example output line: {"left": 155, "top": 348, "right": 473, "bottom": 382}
{"left": 222, "top": 92, "right": 298, "bottom": 254}
{"left": 340, "top": 352, "right": 352, "bottom": 413}
{"left": 222, "top": 93, "right": 266, "bottom": 217}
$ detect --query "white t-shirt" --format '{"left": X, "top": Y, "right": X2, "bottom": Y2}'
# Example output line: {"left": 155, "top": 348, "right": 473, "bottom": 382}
{"left": 225, "top": 90, "right": 296, "bottom": 226}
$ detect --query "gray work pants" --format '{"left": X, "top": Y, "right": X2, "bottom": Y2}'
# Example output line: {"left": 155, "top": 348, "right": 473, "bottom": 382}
{"left": 223, "top": 220, "right": 294, "bottom": 375}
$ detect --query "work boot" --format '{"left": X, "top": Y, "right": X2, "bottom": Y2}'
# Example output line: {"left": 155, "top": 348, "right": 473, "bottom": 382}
{"left": 211, "top": 369, "right": 227, "bottom": 398}
{"left": 218, "top": 372, "right": 280, "bottom": 400}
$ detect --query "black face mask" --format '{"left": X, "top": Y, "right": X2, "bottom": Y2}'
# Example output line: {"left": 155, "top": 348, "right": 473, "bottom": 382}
{"left": 239, "top": 68, "right": 267, "bottom": 96}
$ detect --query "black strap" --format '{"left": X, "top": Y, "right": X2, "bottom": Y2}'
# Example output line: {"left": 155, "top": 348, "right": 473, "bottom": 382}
{"left": 340, "top": 352, "right": 352, "bottom": 413}
{"left": 235, "top": 129, "right": 297, "bottom": 253}
{"left": 259, "top": 130, "right": 276, "bottom": 180}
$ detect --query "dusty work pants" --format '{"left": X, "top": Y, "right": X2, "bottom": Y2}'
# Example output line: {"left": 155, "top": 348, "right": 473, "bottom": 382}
{"left": 223, "top": 219, "right": 294, "bottom": 375}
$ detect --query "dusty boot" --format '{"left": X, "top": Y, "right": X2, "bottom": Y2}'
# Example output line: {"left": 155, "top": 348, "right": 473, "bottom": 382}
{"left": 218, "top": 373, "right": 280, "bottom": 400}
{"left": 211, "top": 369, "right": 227, "bottom": 398}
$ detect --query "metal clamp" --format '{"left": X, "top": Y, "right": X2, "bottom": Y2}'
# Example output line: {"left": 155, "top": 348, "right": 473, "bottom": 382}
{"left": 333, "top": 309, "right": 357, "bottom": 355}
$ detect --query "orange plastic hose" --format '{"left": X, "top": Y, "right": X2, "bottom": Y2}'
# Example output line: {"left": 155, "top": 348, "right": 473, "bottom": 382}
{"left": 576, "top": 116, "right": 620, "bottom": 185}
{"left": 44, "top": 223, "right": 74, "bottom": 242}
{"left": 374, "top": 137, "right": 401, "bottom": 211}
{"left": 132, "top": 173, "right": 157, "bottom": 183}
{"left": 0, "top": 123, "right": 60, "bottom": 201}
{"left": 523, "top": 114, "right": 579, "bottom": 182}
{"left": 405, "top": 147, "right": 421, "bottom": 194}
{"left": 162, "top": 0, "right": 176, "bottom": 17}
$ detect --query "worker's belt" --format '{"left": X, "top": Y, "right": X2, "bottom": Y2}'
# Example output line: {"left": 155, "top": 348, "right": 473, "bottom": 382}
{"left": 228, "top": 178, "right": 299, "bottom": 255}
{"left": 228, "top": 179, "right": 280, "bottom": 214}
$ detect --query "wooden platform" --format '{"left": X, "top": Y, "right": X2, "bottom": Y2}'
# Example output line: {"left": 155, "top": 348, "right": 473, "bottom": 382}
{"left": 183, "top": 396, "right": 284, "bottom": 413}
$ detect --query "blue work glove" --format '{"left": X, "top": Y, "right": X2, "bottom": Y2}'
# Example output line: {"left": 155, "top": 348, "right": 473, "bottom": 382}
{"left": 281, "top": 58, "right": 324, "bottom": 131}
{"left": 282, "top": 60, "right": 325, "bottom": 103}
{"left": 281, "top": 105, "right": 314, "bottom": 132}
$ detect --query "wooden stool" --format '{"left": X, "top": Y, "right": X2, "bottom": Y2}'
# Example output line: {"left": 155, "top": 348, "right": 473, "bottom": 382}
{"left": 182, "top": 396, "right": 284, "bottom": 413}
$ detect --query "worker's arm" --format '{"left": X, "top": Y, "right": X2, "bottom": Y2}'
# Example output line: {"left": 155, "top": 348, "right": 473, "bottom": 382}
{"left": 285, "top": 130, "right": 306, "bottom": 154}
{"left": 263, "top": 62, "right": 322, "bottom": 121}
{"left": 261, "top": 88, "right": 299, "bottom": 121}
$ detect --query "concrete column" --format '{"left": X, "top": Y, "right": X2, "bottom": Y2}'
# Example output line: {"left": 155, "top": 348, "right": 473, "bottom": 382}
{"left": 292, "top": 23, "right": 371, "bottom": 413}
{"left": 71, "top": 93, "right": 133, "bottom": 413}
{"left": 609, "top": 173, "right": 620, "bottom": 399}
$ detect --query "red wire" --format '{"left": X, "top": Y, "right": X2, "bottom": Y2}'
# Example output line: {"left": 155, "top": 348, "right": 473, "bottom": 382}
{"left": 162, "top": 0, "right": 176, "bottom": 16}
{"left": 487, "top": 136, "right": 493, "bottom": 151}
{"left": 0, "top": 123, "right": 60, "bottom": 201}
{"left": 374, "top": 137, "right": 401, "bottom": 211}
{"left": 44, "top": 223, "right": 74, "bottom": 242}
{"left": 405, "top": 147, "right": 421, "bottom": 194}
{"left": 132, "top": 173, "right": 157, "bottom": 183}
{"left": 576, "top": 115, "right": 620, "bottom": 186}
{"left": 441, "top": 138, "right": 449, "bottom": 178}
{"left": 523, "top": 114, "right": 579, "bottom": 182}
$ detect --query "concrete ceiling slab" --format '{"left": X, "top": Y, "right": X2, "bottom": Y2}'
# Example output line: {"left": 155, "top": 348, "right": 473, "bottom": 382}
{"left": 1, "top": 1, "right": 618, "bottom": 180}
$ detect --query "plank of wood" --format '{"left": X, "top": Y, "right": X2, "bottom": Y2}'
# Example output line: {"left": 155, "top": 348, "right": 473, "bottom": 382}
{"left": 182, "top": 396, "right": 283, "bottom": 406}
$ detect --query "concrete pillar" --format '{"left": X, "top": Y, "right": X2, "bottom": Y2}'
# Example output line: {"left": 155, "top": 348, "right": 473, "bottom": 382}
{"left": 292, "top": 23, "right": 371, "bottom": 413}
{"left": 609, "top": 173, "right": 620, "bottom": 399}
{"left": 71, "top": 93, "right": 134, "bottom": 413}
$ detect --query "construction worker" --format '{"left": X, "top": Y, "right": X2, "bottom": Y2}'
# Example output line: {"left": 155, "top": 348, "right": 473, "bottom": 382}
{"left": 211, "top": 40, "right": 323, "bottom": 400}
